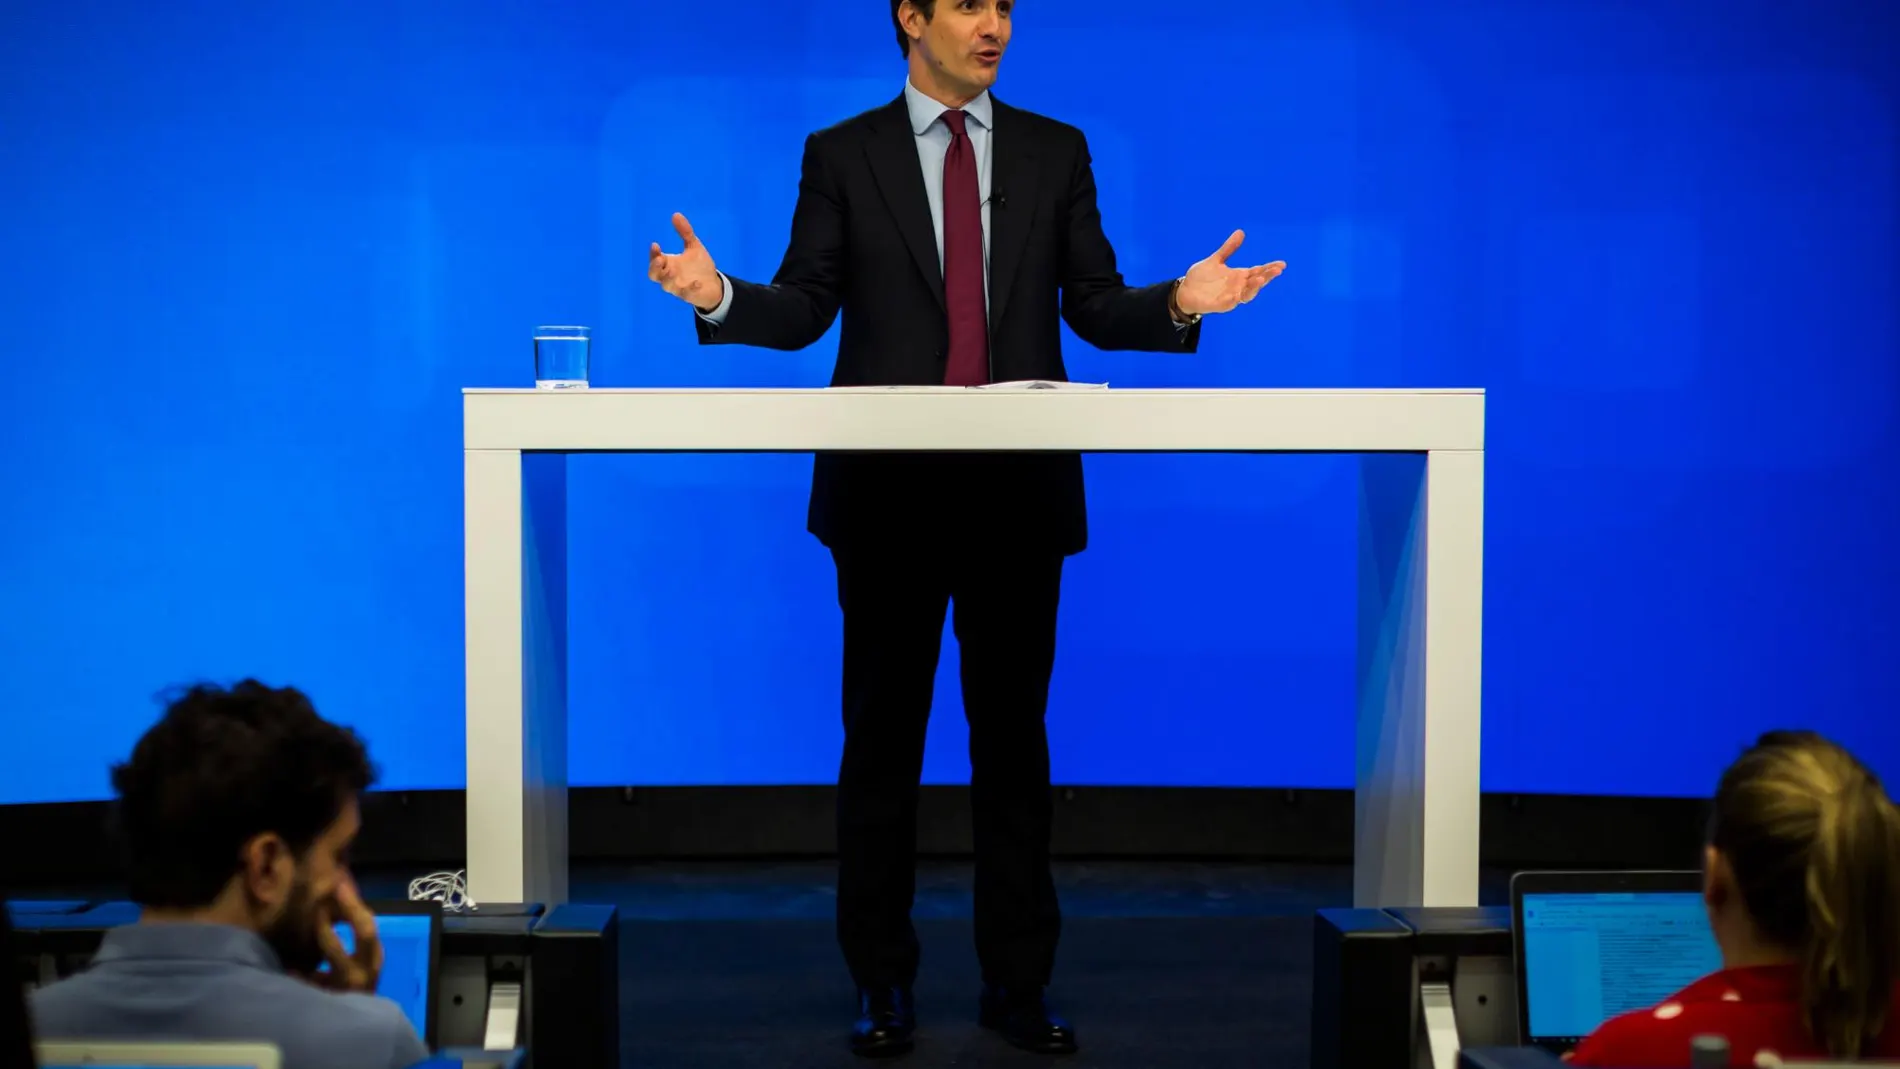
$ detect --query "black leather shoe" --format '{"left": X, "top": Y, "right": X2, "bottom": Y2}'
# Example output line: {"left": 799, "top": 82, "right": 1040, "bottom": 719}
{"left": 979, "top": 985, "right": 1077, "bottom": 1055}
{"left": 851, "top": 986, "right": 916, "bottom": 1058}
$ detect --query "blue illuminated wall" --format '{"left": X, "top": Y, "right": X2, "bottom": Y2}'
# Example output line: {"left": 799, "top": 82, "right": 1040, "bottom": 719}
{"left": 1, "top": 0, "right": 1895, "bottom": 803}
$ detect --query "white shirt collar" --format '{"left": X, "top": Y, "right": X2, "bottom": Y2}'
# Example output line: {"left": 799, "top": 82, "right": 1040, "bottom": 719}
{"left": 904, "top": 78, "right": 994, "bottom": 136}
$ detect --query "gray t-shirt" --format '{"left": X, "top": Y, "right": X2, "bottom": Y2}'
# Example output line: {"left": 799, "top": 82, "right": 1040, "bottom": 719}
{"left": 31, "top": 922, "right": 429, "bottom": 1069}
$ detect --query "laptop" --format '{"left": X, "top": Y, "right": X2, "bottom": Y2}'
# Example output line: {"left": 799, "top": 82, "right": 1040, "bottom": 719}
{"left": 1512, "top": 870, "right": 1724, "bottom": 1054}
{"left": 35, "top": 1041, "right": 282, "bottom": 1068}
{"left": 331, "top": 899, "right": 442, "bottom": 1046}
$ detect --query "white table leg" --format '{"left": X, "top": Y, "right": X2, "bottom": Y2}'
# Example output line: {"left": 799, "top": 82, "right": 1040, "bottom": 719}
{"left": 465, "top": 449, "right": 570, "bottom": 905}
{"left": 1355, "top": 450, "right": 1483, "bottom": 907}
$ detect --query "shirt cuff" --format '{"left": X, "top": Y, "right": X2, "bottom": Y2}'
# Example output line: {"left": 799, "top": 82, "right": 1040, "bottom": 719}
{"left": 695, "top": 272, "right": 734, "bottom": 325}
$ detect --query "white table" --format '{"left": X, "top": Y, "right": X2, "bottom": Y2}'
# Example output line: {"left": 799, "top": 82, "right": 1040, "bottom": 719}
{"left": 464, "top": 387, "right": 1485, "bottom": 907}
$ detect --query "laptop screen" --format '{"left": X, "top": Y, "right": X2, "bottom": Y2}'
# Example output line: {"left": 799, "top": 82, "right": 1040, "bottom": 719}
{"left": 1520, "top": 890, "right": 1724, "bottom": 1046}
{"left": 333, "top": 912, "right": 434, "bottom": 1040}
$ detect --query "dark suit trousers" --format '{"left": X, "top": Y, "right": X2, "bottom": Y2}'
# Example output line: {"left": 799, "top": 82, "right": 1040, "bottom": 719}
{"left": 832, "top": 543, "right": 1064, "bottom": 990}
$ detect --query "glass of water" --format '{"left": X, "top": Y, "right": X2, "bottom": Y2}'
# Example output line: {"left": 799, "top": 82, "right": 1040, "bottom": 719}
{"left": 534, "top": 325, "right": 590, "bottom": 389}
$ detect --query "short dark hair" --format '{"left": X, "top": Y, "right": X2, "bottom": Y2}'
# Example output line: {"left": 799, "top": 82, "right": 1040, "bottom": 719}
{"left": 891, "top": 0, "right": 936, "bottom": 57}
{"left": 112, "top": 680, "right": 376, "bottom": 909}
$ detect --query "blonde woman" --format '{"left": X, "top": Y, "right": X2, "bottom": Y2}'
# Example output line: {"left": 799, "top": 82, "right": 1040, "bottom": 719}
{"left": 1572, "top": 731, "right": 1900, "bottom": 1067}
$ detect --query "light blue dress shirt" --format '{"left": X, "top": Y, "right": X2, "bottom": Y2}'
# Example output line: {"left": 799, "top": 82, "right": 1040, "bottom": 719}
{"left": 31, "top": 923, "right": 431, "bottom": 1069}
{"left": 700, "top": 79, "right": 991, "bottom": 325}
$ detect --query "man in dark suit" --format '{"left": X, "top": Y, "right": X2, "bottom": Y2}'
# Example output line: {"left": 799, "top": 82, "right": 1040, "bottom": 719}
{"left": 649, "top": 0, "right": 1283, "bottom": 1056}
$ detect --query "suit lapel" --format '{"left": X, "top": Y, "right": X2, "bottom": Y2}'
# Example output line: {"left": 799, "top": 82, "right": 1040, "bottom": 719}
{"left": 986, "top": 98, "right": 1040, "bottom": 333}
{"left": 864, "top": 96, "right": 945, "bottom": 311}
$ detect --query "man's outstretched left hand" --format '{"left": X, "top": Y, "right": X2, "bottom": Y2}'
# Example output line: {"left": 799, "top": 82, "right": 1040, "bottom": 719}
{"left": 1174, "top": 230, "right": 1285, "bottom": 318}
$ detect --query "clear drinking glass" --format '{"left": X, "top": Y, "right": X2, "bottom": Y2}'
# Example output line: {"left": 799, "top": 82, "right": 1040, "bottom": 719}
{"left": 534, "top": 325, "right": 590, "bottom": 389}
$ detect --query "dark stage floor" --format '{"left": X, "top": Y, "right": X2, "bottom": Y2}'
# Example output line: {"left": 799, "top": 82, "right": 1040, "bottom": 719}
{"left": 549, "top": 861, "right": 1513, "bottom": 1068}
{"left": 582, "top": 861, "right": 1335, "bottom": 1069}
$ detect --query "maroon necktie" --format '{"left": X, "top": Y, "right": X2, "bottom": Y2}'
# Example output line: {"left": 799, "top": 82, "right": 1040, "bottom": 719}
{"left": 940, "top": 110, "right": 989, "bottom": 386}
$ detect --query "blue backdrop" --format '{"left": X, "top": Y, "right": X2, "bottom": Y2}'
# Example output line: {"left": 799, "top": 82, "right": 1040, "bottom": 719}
{"left": 1, "top": 0, "right": 1895, "bottom": 804}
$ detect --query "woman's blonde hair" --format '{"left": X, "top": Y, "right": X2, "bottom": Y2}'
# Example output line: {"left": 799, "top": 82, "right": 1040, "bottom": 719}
{"left": 1710, "top": 730, "right": 1900, "bottom": 1058}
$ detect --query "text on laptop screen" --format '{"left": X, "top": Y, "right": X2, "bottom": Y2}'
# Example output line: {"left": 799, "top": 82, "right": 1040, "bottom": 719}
{"left": 333, "top": 913, "right": 432, "bottom": 1037}
{"left": 1521, "top": 891, "right": 1724, "bottom": 1043}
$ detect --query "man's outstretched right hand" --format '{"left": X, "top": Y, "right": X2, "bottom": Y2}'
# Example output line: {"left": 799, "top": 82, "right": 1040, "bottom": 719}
{"left": 648, "top": 212, "right": 724, "bottom": 312}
